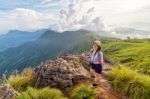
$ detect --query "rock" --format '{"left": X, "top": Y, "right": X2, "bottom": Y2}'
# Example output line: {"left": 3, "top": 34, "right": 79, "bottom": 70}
{"left": 0, "top": 84, "right": 18, "bottom": 99}
{"left": 34, "top": 55, "right": 91, "bottom": 92}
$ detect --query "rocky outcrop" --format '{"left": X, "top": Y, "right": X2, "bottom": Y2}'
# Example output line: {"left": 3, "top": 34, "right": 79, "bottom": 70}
{"left": 0, "top": 84, "right": 18, "bottom": 99}
{"left": 34, "top": 55, "right": 91, "bottom": 92}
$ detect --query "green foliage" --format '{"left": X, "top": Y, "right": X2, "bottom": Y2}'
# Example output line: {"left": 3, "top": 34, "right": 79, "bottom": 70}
{"left": 71, "top": 84, "right": 96, "bottom": 99}
{"left": 103, "top": 39, "right": 150, "bottom": 74}
{"left": 16, "top": 87, "right": 67, "bottom": 99}
{"left": 109, "top": 66, "right": 150, "bottom": 99}
{"left": 6, "top": 68, "right": 37, "bottom": 92}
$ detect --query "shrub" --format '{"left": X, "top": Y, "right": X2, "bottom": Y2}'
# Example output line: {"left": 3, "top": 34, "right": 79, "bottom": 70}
{"left": 16, "top": 87, "right": 67, "bottom": 99}
{"left": 109, "top": 66, "right": 150, "bottom": 99}
{"left": 6, "top": 68, "right": 37, "bottom": 91}
{"left": 71, "top": 84, "right": 96, "bottom": 99}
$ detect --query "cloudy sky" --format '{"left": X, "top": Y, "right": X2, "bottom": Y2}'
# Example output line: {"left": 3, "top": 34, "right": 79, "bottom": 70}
{"left": 0, "top": 0, "right": 150, "bottom": 38}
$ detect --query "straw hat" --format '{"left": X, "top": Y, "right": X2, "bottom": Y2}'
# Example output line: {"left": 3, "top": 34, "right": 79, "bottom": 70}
{"left": 93, "top": 40, "right": 101, "bottom": 48}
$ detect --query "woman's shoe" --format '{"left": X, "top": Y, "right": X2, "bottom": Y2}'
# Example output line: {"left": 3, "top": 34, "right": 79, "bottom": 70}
{"left": 91, "top": 83, "right": 99, "bottom": 88}
{"left": 90, "top": 75, "right": 95, "bottom": 78}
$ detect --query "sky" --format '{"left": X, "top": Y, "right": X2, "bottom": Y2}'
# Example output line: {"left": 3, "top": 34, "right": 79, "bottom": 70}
{"left": 0, "top": 0, "right": 150, "bottom": 38}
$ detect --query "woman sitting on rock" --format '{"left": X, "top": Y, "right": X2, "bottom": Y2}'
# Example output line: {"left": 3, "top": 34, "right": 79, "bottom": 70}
{"left": 82, "top": 40, "right": 104, "bottom": 87}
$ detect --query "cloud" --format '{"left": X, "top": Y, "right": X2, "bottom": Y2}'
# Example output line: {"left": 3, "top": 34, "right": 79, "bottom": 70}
{"left": 0, "top": 8, "right": 56, "bottom": 33}
{"left": 50, "top": 0, "right": 104, "bottom": 32}
{"left": 0, "top": 0, "right": 150, "bottom": 38}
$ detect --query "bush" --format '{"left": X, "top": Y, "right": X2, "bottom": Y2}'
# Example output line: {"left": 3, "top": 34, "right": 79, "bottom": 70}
{"left": 16, "top": 87, "right": 67, "bottom": 99}
{"left": 71, "top": 84, "right": 96, "bottom": 99}
{"left": 109, "top": 66, "right": 150, "bottom": 99}
{"left": 6, "top": 68, "right": 37, "bottom": 91}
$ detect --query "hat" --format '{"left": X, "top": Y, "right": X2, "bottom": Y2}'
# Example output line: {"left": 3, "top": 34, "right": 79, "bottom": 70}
{"left": 93, "top": 40, "right": 101, "bottom": 47}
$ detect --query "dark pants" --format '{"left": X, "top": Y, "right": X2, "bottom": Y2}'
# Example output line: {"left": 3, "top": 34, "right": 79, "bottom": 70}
{"left": 91, "top": 63, "right": 102, "bottom": 74}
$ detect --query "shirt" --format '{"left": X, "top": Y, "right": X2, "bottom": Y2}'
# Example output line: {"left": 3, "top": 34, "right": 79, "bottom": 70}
{"left": 90, "top": 50, "right": 103, "bottom": 64}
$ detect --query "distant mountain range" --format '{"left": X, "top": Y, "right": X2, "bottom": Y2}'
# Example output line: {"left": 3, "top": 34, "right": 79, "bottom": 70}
{"left": 0, "top": 29, "right": 98, "bottom": 76}
{"left": 0, "top": 29, "right": 47, "bottom": 52}
{"left": 109, "top": 27, "right": 150, "bottom": 39}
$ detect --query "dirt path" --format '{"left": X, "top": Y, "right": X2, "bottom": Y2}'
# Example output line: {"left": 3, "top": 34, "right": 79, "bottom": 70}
{"left": 91, "top": 62, "right": 126, "bottom": 99}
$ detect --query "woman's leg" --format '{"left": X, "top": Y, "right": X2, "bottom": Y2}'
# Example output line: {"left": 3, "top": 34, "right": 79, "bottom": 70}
{"left": 90, "top": 68, "right": 98, "bottom": 83}
{"left": 95, "top": 73, "right": 101, "bottom": 84}
{"left": 90, "top": 68, "right": 96, "bottom": 77}
{"left": 96, "top": 64, "right": 103, "bottom": 83}
{"left": 95, "top": 64, "right": 102, "bottom": 84}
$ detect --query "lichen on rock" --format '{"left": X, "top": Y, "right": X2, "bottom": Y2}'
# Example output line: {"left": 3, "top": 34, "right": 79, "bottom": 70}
{"left": 34, "top": 55, "right": 91, "bottom": 92}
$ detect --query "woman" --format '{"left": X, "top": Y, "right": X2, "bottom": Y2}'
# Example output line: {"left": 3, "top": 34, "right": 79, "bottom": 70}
{"left": 83, "top": 40, "right": 104, "bottom": 87}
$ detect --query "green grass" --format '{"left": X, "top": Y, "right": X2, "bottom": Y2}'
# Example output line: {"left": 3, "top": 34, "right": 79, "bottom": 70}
{"left": 71, "top": 84, "right": 96, "bottom": 99}
{"left": 109, "top": 66, "right": 150, "bottom": 99}
{"left": 16, "top": 87, "right": 67, "bottom": 99}
{"left": 6, "top": 68, "right": 37, "bottom": 92}
{"left": 103, "top": 39, "right": 150, "bottom": 74}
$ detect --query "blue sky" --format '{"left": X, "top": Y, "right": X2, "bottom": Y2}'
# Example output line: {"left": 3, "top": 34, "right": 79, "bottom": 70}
{"left": 0, "top": 0, "right": 61, "bottom": 12}
{"left": 0, "top": 0, "right": 150, "bottom": 38}
{"left": 0, "top": 0, "right": 40, "bottom": 11}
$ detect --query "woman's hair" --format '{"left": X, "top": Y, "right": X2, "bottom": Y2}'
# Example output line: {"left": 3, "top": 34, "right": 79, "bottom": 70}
{"left": 93, "top": 40, "right": 102, "bottom": 51}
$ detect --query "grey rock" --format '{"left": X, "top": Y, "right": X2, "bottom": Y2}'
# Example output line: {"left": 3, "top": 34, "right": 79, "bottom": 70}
{"left": 0, "top": 84, "right": 18, "bottom": 99}
{"left": 35, "top": 55, "right": 90, "bottom": 92}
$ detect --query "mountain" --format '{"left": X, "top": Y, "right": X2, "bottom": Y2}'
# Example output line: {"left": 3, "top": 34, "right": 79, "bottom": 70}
{"left": 0, "top": 29, "right": 47, "bottom": 52}
{"left": 113, "top": 27, "right": 149, "bottom": 34}
{"left": 0, "top": 29, "right": 97, "bottom": 76}
{"left": 110, "top": 27, "right": 150, "bottom": 39}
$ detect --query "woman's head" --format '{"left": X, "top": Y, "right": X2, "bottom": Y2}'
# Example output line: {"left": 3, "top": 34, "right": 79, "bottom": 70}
{"left": 92, "top": 40, "right": 101, "bottom": 51}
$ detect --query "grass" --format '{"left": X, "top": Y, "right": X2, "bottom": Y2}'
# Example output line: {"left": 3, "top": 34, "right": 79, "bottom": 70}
{"left": 16, "top": 87, "right": 67, "bottom": 99}
{"left": 109, "top": 66, "right": 150, "bottom": 99}
{"left": 6, "top": 68, "right": 37, "bottom": 92}
{"left": 103, "top": 39, "right": 150, "bottom": 74}
{"left": 71, "top": 84, "right": 96, "bottom": 99}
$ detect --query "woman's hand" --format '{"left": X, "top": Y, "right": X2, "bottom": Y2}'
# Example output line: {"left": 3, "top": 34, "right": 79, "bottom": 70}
{"left": 81, "top": 53, "right": 90, "bottom": 62}
{"left": 99, "top": 58, "right": 104, "bottom": 64}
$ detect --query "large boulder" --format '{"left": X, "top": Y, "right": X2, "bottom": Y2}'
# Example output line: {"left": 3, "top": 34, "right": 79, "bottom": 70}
{"left": 0, "top": 84, "right": 18, "bottom": 99}
{"left": 34, "top": 55, "right": 91, "bottom": 92}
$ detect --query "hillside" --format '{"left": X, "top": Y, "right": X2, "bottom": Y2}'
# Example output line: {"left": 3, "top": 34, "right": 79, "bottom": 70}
{"left": 103, "top": 39, "right": 150, "bottom": 74}
{"left": 0, "top": 29, "right": 97, "bottom": 76}
{"left": 1, "top": 54, "right": 150, "bottom": 99}
{"left": 0, "top": 29, "right": 149, "bottom": 76}
{"left": 0, "top": 55, "right": 124, "bottom": 99}
{"left": 0, "top": 30, "right": 46, "bottom": 52}
{"left": 0, "top": 36, "right": 149, "bottom": 99}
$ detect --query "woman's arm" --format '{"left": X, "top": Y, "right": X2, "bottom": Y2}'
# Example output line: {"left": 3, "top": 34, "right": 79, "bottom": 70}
{"left": 99, "top": 58, "right": 103, "bottom": 64}
{"left": 81, "top": 52, "right": 91, "bottom": 62}
{"left": 99, "top": 51, "right": 104, "bottom": 64}
{"left": 81, "top": 49, "right": 93, "bottom": 62}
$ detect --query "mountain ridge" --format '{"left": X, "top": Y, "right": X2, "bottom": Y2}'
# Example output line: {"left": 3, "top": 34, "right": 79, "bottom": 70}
{"left": 0, "top": 29, "right": 98, "bottom": 76}
{"left": 0, "top": 29, "right": 47, "bottom": 52}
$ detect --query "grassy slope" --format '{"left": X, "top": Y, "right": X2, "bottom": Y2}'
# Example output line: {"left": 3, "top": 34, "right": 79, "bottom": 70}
{"left": 109, "top": 66, "right": 150, "bottom": 99}
{"left": 101, "top": 38, "right": 150, "bottom": 99}
{"left": 103, "top": 39, "right": 150, "bottom": 74}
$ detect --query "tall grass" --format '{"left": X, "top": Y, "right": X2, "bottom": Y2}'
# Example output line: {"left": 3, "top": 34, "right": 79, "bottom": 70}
{"left": 103, "top": 39, "right": 150, "bottom": 74}
{"left": 71, "top": 84, "right": 96, "bottom": 99}
{"left": 16, "top": 87, "right": 67, "bottom": 99}
{"left": 6, "top": 68, "right": 37, "bottom": 92}
{"left": 109, "top": 66, "right": 150, "bottom": 99}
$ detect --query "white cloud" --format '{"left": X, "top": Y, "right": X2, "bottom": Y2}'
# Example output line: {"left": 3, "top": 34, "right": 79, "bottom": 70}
{"left": 0, "top": 0, "right": 150, "bottom": 38}
{"left": 0, "top": 8, "right": 56, "bottom": 34}
{"left": 50, "top": 0, "right": 104, "bottom": 32}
